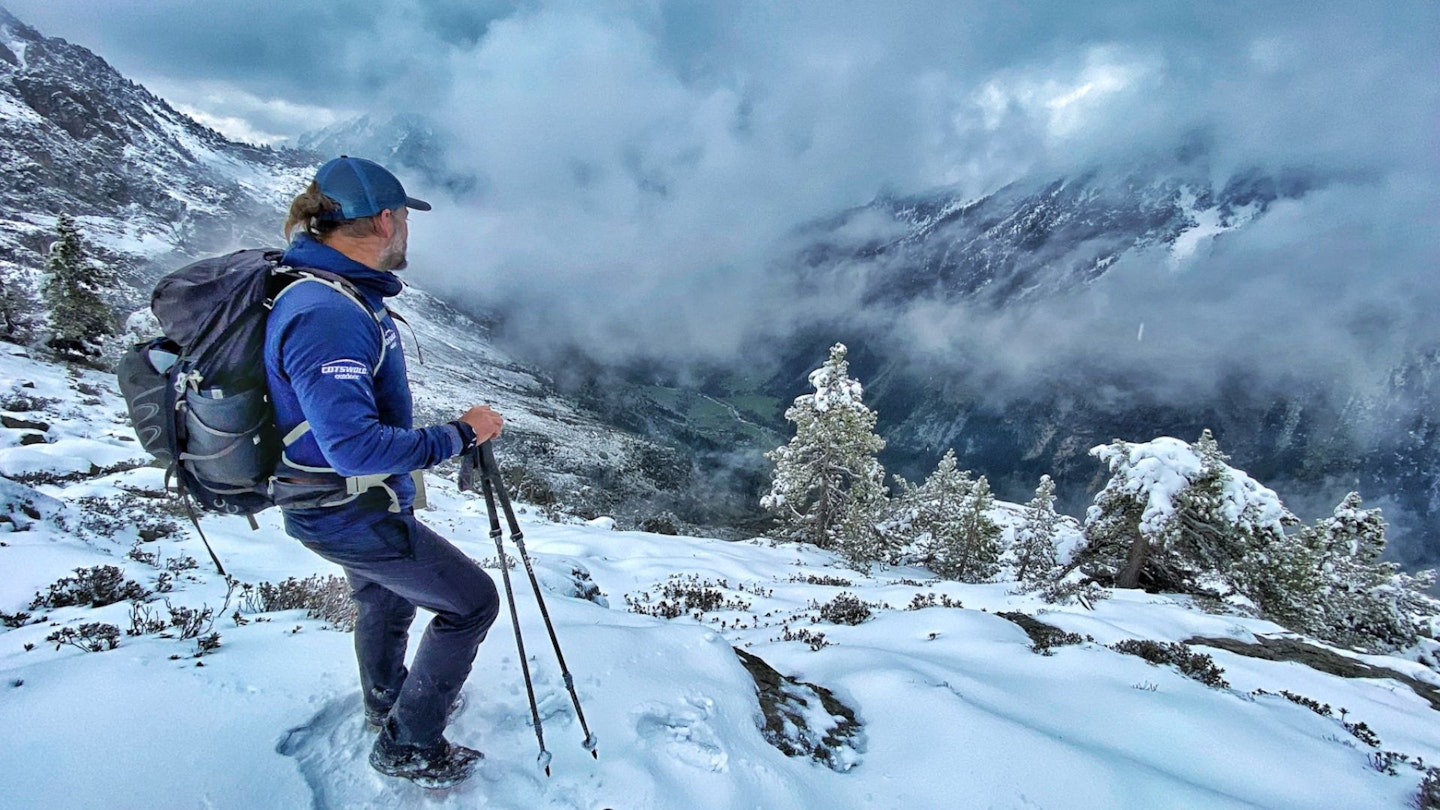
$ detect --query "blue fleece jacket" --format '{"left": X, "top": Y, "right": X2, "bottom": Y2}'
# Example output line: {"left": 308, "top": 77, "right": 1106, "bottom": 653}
{"left": 264, "top": 234, "right": 464, "bottom": 536}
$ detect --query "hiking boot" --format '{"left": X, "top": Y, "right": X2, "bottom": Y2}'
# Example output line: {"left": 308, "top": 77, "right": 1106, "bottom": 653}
{"left": 369, "top": 727, "right": 482, "bottom": 789}
{"left": 365, "top": 691, "right": 468, "bottom": 732}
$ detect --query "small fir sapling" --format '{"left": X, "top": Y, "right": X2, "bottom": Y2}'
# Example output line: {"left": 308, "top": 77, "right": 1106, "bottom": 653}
{"left": 1012, "top": 475, "right": 1063, "bottom": 590}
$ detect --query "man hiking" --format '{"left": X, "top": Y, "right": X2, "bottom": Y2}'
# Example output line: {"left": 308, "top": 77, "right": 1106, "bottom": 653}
{"left": 266, "top": 156, "right": 502, "bottom": 788}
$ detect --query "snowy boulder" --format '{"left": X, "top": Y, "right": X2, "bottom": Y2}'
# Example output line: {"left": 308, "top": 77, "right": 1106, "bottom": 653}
{"left": 0, "top": 477, "right": 63, "bottom": 530}
{"left": 733, "top": 647, "right": 863, "bottom": 772}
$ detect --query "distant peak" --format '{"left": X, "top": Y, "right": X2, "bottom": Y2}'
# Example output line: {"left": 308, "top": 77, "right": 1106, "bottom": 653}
{"left": 0, "top": 5, "right": 43, "bottom": 41}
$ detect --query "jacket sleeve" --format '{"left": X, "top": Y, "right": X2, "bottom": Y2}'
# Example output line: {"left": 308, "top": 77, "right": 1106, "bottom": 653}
{"left": 275, "top": 295, "right": 462, "bottom": 477}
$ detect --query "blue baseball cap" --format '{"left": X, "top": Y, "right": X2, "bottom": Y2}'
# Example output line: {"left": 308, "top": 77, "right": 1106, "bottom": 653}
{"left": 314, "top": 156, "right": 432, "bottom": 220}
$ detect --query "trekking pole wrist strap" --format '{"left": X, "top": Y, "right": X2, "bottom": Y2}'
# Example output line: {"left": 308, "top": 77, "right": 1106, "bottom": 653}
{"left": 449, "top": 420, "right": 478, "bottom": 453}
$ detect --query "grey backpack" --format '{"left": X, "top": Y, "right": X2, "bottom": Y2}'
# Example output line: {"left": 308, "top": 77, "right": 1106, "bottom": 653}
{"left": 117, "top": 249, "right": 370, "bottom": 573}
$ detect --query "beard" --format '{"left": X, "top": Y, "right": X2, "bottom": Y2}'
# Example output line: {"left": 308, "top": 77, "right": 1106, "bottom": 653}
{"left": 378, "top": 229, "right": 408, "bottom": 271}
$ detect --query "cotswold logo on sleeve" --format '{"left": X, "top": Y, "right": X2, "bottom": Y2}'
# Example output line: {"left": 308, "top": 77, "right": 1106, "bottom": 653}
{"left": 320, "top": 358, "right": 369, "bottom": 381}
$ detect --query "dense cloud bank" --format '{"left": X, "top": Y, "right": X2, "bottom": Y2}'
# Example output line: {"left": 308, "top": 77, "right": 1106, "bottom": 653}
{"left": 9, "top": 0, "right": 1435, "bottom": 377}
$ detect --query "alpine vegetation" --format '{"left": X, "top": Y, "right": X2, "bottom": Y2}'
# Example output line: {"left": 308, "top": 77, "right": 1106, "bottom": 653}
{"left": 1076, "top": 429, "right": 1296, "bottom": 595}
{"left": 762, "top": 348, "right": 1439, "bottom": 656}
{"left": 1010, "top": 475, "right": 1064, "bottom": 591}
{"left": 1071, "top": 430, "right": 1438, "bottom": 652}
{"left": 891, "top": 450, "right": 1003, "bottom": 582}
{"left": 1300, "top": 492, "right": 1439, "bottom": 652}
{"left": 761, "top": 343, "right": 890, "bottom": 570}
{"left": 41, "top": 214, "right": 114, "bottom": 363}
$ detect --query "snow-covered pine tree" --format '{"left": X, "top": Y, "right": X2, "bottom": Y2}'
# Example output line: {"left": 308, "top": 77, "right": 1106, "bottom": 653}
{"left": 1012, "top": 475, "right": 1063, "bottom": 590}
{"left": 935, "top": 473, "right": 1004, "bottom": 583}
{"left": 762, "top": 343, "right": 889, "bottom": 570}
{"left": 1303, "top": 492, "right": 1440, "bottom": 651}
{"left": 1077, "top": 430, "right": 1299, "bottom": 597}
{"left": 1316, "top": 491, "right": 1386, "bottom": 564}
{"left": 42, "top": 214, "right": 115, "bottom": 360}
{"left": 891, "top": 449, "right": 977, "bottom": 575}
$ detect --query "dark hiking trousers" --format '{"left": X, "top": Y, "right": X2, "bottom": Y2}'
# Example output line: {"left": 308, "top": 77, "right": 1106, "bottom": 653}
{"left": 286, "top": 510, "right": 500, "bottom": 748}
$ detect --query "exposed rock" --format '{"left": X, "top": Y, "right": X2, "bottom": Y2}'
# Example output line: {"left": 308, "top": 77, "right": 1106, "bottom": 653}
{"left": 1188, "top": 635, "right": 1440, "bottom": 712}
{"left": 733, "top": 647, "right": 863, "bottom": 771}
{"left": 1, "top": 415, "right": 48, "bottom": 431}
{"left": 998, "top": 611, "right": 1087, "bottom": 654}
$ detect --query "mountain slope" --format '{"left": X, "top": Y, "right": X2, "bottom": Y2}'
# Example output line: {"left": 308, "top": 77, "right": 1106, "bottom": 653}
{"left": 0, "top": 6, "right": 689, "bottom": 523}
{"left": 765, "top": 162, "right": 1439, "bottom": 569}
{"left": 0, "top": 7, "right": 315, "bottom": 298}
{"left": 0, "top": 347, "right": 1437, "bottom": 809}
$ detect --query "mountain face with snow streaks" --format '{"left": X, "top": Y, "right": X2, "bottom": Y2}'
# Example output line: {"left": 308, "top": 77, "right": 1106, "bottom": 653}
{"left": 0, "top": 7, "right": 319, "bottom": 292}
{"left": 0, "top": 7, "right": 689, "bottom": 527}
{"left": 767, "top": 161, "right": 1438, "bottom": 568}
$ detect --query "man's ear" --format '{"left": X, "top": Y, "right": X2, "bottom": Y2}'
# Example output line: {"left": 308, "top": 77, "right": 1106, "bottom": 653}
{"left": 375, "top": 208, "right": 396, "bottom": 239}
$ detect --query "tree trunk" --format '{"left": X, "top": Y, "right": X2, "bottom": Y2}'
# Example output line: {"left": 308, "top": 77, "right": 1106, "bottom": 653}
{"left": 1116, "top": 533, "right": 1149, "bottom": 589}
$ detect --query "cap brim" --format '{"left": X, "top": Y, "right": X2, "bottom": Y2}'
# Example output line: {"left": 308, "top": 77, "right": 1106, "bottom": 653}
{"left": 406, "top": 196, "right": 432, "bottom": 212}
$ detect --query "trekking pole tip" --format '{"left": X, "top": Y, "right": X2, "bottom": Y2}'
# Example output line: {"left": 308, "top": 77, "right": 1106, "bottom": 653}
{"left": 583, "top": 733, "right": 599, "bottom": 754}
{"left": 538, "top": 750, "right": 553, "bottom": 775}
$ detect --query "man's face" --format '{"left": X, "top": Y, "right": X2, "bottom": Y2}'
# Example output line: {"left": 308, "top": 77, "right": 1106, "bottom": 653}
{"left": 378, "top": 207, "right": 409, "bottom": 271}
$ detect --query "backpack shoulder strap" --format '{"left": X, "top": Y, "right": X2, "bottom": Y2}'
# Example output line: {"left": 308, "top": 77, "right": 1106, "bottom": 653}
{"left": 270, "top": 267, "right": 391, "bottom": 372}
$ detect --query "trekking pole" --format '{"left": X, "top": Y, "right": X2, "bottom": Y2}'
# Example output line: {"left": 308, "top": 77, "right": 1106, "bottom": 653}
{"left": 475, "top": 442, "right": 600, "bottom": 761}
{"left": 461, "top": 448, "right": 552, "bottom": 776}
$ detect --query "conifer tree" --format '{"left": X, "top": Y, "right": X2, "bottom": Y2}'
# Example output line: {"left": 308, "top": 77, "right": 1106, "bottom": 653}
{"left": 1013, "top": 475, "right": 1063, "bottom": 589}
{"left": 42, "top": 214, "right": 114, "bottom": 360}
{"left": 762, "top": 343, "right": 889, "bottom": 569}
{"left": 933, "top": 474, "right": 1004, "bottom": 582}
{"left": 1302, "top": 492, "right": 1439, "bottom": 651}
{"left": 1079, "top": 430, "right": 1298, "bottom": 593}
{"left": 892, "top": 449, "right": 976, "bottom": 575}
{"left": 1316, "top": 492, "right": 1387, "bottom": 564}
{"left": 0, "top": 268, "right": 40, "bottom": 345}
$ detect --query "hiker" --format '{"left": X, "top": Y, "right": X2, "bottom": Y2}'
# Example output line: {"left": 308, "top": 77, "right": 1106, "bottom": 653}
{"left": 265, "top": 156, "right": 502, "bottom": 787}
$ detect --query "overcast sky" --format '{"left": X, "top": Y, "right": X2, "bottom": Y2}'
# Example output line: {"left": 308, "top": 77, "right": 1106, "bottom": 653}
{"left": 6, "top": 0, "right": 1438, "bottom": 378}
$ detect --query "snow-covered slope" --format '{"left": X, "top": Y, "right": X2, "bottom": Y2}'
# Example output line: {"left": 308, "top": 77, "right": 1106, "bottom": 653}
{"left": 388, "top": 283, "right": 689, "bottom": 516}
{"left": 1, "top": 348, "right": 1437, "bottom": 809}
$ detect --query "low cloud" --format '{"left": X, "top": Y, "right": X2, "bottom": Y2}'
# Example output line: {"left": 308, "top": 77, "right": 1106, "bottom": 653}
{"left": 9, "top": 0, "right": 1439, "bottom": 406}
{"left": 379, "top": 1, "right": 1439, "bottom": 387}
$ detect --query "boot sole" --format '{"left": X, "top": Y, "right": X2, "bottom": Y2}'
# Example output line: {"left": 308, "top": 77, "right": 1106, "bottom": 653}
{"left": 368, "top": 748, "right": 481, "bottom": 789}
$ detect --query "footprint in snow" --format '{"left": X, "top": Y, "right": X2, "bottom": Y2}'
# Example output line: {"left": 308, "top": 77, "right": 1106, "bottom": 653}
{"left": 276, "top": 693, "right": 487, "bottom": 808}
{"left": 632, "top": 696, "right": 729, "bottom": 773}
